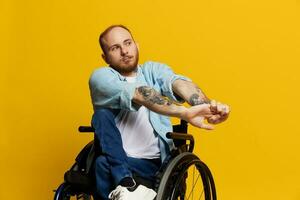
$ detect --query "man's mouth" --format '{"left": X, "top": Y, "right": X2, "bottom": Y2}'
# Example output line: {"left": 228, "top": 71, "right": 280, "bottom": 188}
{"left": 122, "top": 56, "right": 133, "bottom": 62}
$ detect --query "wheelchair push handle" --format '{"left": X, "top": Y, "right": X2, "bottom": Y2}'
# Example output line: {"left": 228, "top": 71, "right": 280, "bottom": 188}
{"left": 78, "top": 126, "right": 95, "bottom": 133}
{"left": 166, "top": 132, "right": 195, "bottom": 152}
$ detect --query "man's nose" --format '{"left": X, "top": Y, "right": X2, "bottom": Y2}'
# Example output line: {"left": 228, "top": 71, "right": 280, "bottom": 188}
{"left": 120, "top": 46, "right": 128, "bottom": 56}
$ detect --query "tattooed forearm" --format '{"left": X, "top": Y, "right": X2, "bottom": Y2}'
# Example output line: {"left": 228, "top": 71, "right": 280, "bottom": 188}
{"left": 172, "top": 79, "right": 210, "bottom": 106}
{"left": 137, "top": 86, "right": 172, "bottom": 106}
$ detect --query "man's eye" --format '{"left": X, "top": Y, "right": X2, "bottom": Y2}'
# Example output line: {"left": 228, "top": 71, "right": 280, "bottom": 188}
{"left": 111, "top": 46, "right": 119, "bottom": 51}
{"left": 125, "top": 41, "right": 131, "bottom": 46}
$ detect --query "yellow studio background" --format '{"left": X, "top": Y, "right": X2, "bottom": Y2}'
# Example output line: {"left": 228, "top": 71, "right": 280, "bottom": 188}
{"left": 1, "top": 0, "right": 299, "bottom": 199}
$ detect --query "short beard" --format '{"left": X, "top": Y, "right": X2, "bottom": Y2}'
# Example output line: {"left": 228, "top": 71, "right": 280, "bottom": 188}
{"left": 114, "top": 64, "right": 137, "bottom": 74}
{"left": 110, "top": 52, "right": 139, "bottom": 74}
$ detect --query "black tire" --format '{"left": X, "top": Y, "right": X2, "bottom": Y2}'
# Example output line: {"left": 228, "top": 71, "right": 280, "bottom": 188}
{"left": 54, "top": 182, "right": 94, "bottom": 200}
{"left": 54, "top": 182, "right": 71, "bottom": 200}
{"left": 200, "top": 160, "right": 217, "bottom": 200}
{"left": 156, "top": 152, "right": 216, "bottom": 200}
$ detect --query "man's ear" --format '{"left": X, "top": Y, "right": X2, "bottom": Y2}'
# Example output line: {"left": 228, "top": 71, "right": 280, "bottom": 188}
{"left": 136, "top": 42, "right": 139, "bottom": 51}
{"left": 102, "top": 53, "right": 109, "bottom": 64}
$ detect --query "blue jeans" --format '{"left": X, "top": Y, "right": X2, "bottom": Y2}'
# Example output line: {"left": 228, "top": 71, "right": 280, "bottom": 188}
{"left": 92, "top": 109, "right": 161, "bottom": 199}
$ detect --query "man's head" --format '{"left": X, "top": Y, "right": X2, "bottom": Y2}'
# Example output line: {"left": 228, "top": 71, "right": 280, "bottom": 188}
{"left": 99, "top": 25, "right": 139, "bottom": 76}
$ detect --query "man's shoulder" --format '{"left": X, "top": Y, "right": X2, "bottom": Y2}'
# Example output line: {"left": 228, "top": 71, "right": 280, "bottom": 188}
{"left": 89, "top": 66, "right": 114, "bottom": 79}
{"left": 141, "top": 61, "right": 169, "bottom": 72}
{"left": 142, "top": 60, "right": 167, "bottom": 66}
{"left": 89, "top": 66, "right": 118, "bottom": 87}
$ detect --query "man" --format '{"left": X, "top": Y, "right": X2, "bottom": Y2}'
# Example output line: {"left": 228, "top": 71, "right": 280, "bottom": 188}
{"left": 89, "top": 25, "right": 230, "bottom": 200}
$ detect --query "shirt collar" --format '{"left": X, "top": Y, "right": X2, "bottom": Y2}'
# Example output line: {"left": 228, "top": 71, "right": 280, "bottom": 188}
{"left": 108, "top": 64, "right": 142, "bottom": 81}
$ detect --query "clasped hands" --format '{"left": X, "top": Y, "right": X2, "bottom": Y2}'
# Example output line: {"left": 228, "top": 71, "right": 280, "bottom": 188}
{"left": 182, "top": 100, "right": 230, "bottom": 130}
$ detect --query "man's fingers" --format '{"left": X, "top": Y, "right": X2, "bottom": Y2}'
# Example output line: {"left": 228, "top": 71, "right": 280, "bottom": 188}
{"left": 207, "top": 114, "right": 221, "bottom": 124}
{"left": 199, "top": 122, "right": 214, "bottom": 130}
{"left": 209, "top": 114, "right": 220, "bottom": 121}
{"left": 211, "top": 100, "right": 230, "bottom": 116}
{"left": 194, "top": 103, "right": 212, "bottom": 115}
{"left": 225, "top": 105, "right": 230, "bottom": 114}
{"left": 190, "top": 116, "right": 214, "bottom": 130}
{"left": 217, "top": 102, "right": 226, "bottom": 115}
{"left": 208, "top": 113, "right": 229, "bottom": 124}
{"left": 210, "top": 99, "right": 217, "bottom": 113}
{"left": 220, "top": 105, "right": 230, "bottom": 117}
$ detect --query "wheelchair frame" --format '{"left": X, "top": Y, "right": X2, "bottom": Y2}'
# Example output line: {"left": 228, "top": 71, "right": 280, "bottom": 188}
{"left": 54, "top": 120, "right": 216, "bottom": 200}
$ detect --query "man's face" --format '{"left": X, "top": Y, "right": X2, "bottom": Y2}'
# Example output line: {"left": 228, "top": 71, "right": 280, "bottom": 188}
{"left": 102, "top": 27, "right": 139, "bottom": 75}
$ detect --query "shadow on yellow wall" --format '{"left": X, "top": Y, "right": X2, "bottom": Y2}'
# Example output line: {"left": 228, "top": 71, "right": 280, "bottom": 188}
{"left": 1, "top": 0, "right": 299, "bottom": 199}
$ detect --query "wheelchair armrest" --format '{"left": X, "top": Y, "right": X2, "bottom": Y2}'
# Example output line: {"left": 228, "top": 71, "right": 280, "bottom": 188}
{"left": 166, "top": 132, "right": 194, "bottom": 152}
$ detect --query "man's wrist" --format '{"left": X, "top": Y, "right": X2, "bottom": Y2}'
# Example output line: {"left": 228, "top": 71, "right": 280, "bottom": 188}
{"left": 178, "top": 106, "right": 188, "bottom": 120}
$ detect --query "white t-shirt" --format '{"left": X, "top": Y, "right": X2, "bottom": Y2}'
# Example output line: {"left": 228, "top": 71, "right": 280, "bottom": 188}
{"left": 115, "top": 76, "right": 160, "bottom": 159}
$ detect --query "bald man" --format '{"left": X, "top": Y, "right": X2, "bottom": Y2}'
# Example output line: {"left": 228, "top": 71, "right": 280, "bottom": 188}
{"left": 89, "top": 25, "right": 230, "bottom": 200}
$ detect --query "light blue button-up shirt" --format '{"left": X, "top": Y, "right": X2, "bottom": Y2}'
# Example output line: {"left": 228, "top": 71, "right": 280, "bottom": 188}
{"left": 89, "top": 61, "right": 191, "bottom": 161}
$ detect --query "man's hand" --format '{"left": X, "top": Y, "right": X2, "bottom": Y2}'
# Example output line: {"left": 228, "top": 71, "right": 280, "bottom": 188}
{"left": 180, "top": 104, "right": 215, "bottom": 130}
{"left": 180, "top": 101, "right": 230, "bottom": 130}
{"left": 172, "top": 80, "right": 230, "bottom": 125}
{"left": 207, "top": 100, "right": 230, "bottom": 124}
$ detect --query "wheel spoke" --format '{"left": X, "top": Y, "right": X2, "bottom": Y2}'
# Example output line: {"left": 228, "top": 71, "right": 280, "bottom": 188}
{"left": 198, "top": 190, "right": 204, "bottom": 200}
{"left": 186, "top": 173, "right": 201, "bottom": 200}
{"left": 192, "top": 165, "right": 195, "bottom": 200}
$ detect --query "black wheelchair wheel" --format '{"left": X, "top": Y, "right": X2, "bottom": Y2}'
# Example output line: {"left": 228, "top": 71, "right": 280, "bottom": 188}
{"left": 156, "top": 152, "right": 216, "bottom": 200}
{"left": 54, "top": 182, "right": 94, "bottom": 200}
{"left": 54, "top": 182, "right": 72, "bottom": 200}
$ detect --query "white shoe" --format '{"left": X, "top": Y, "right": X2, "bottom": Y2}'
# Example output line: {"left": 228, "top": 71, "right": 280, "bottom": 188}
{"left": 108, "top": 185, "right": 157, "bottom": 200}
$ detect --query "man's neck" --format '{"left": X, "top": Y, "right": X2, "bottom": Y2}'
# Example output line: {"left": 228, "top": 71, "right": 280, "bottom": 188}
{"left": 120, "top": 67, "right": 138, "bottom": 77}
{"left": 122, "top": 71, "right": 137, "bottom": 77}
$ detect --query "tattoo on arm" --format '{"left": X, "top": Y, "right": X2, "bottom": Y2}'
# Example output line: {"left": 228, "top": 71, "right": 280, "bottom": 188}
{"left": 137, "top": 86, "right": 173, "bottom": 106}
{"left": 189, "top": 86, "right": 210, "bottom": 106}
{"left": 190, "top": 94, "right": 206, "bottom": 105}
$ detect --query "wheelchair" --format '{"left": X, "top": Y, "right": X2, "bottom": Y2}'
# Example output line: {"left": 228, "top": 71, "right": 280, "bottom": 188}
{"left": 54, "top": 120, "right": 217, "bottom": 200}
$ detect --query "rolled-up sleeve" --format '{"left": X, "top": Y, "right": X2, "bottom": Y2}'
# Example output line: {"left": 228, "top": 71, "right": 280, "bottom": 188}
{"left": 89, "top": 67, "right": 142, "bottom": 111}
{"left": 149, "top": 62, "right": 191, "bottom": 103}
